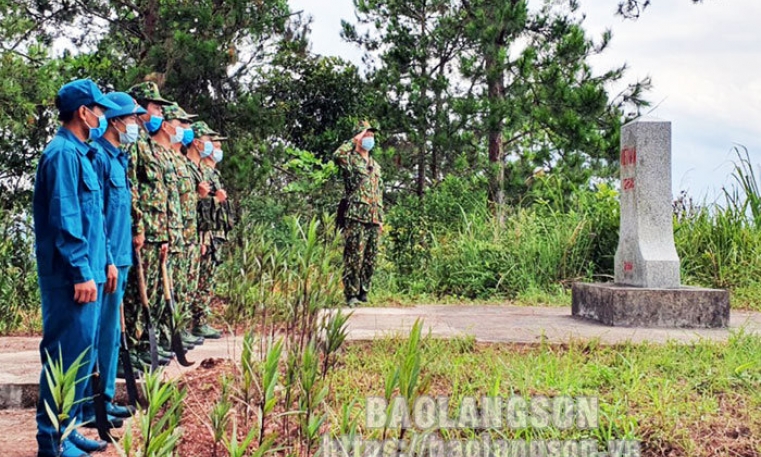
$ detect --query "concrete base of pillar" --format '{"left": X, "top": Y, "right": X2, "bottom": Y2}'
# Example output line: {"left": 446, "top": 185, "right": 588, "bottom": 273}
{"left": 572, "top": 282, "right": 730, "bottom": 328}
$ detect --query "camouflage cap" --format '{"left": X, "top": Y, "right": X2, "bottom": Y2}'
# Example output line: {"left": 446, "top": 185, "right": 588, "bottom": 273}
{"left": 211, "top": 135, "right": 229, "bottom": 142}
{"left": 191, "top": 121, "right": 219, "bottom": 138}
{"left": 126, "top": 81, "right": 173, "bottom": 106}
{"left": 353, "top": 119, "right": 380, "bottom": 136}
{"left": 163, "top": 103, "right": 197, "bottom": 123}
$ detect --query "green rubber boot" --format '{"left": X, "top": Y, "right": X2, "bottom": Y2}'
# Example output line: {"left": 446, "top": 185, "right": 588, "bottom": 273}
{"left": 192, "top": 324, "right": 222, "bottom": 339}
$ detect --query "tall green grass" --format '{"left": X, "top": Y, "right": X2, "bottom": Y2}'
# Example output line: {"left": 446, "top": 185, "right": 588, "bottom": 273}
{"left": 376, "top": 149, "right": 761, "bottom": 308}
{"left": 377, "top": 175, "right": 619, "bottom": 300}
{"left": 0, "top": 205, "right": 40, "bottom": 334}
{"left": 426, "top": 208, "right": 596, "bottom": 299}
{"left": 676, "top": 147, "right": 761, "bottom": 309}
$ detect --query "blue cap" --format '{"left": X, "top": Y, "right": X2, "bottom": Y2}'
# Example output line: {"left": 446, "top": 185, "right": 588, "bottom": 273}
{"left": 56, "top": 79, "right": 120, "bottom": 115}
{"left": 103, "top": 92, "right": 147, "bottom": 120}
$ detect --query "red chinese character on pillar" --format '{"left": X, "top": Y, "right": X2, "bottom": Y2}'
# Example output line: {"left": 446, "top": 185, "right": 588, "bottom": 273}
{"left": 624, "top": 262, "right": 634, "bottom": 272}
{"left": 623, "top": 178, "right": 635, "bottom": 191}
{"left": 621, "top": 147, "right": 637, "bottom": 167}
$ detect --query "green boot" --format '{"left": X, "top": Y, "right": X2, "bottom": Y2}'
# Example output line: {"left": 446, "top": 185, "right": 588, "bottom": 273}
{"left": 192, "top": 324, "right": 222, "bottom": 339}
{"left": 138, "top": 351, "right": 171, "bottom": 367}
{"left": 182, "top": 330, "right": 204, "bottom": 347}
{"left": 162, "top": 336, "right": 193, "bottom": 352}
{"left": 157, "top": 346, "right": 174, "bottom": 359}
{"left": 117, "top": 354, "right": 143, "bottom": 380}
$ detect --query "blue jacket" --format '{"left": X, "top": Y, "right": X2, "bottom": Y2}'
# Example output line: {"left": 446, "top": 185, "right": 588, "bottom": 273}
{"left": 33, "top": 127, "right": 108, "bottom": 289}
{"left": 91, "top": 138, "right": 133, "bottom": 268}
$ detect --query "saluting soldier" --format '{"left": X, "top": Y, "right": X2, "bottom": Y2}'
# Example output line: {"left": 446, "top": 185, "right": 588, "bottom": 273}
{"left": 333, "top": 121, "right": 384, "bottom": 307}
{"left": 33, "top": 79, "right": 120, "bottom": 457}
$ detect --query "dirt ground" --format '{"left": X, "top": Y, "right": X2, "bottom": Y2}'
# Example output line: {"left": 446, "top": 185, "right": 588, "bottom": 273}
{"left": 0, "top": 409, "right": 122, "bottom": 457}
{"left": 0, "top": 357, "right": 235, "bottom": 457}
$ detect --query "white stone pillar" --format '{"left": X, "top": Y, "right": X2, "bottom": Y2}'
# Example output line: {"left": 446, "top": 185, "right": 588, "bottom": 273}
{"left": 614, "top": 117, "right": 681, "bottom": 288}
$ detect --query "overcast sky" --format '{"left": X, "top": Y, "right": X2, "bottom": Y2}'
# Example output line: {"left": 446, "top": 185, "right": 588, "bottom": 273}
{"left": 289, "top": 0, "right": 761, "bottom": 202}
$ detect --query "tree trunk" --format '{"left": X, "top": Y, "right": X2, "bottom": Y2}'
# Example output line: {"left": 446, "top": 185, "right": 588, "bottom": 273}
{"left": 416, "top": 2, "right": 430, "bottom": 197}
{"left": 486, "top": 51, "right": 506, "bottom": 226}
{"left": 430, "top": 57, "right": 446, "bottom": 183}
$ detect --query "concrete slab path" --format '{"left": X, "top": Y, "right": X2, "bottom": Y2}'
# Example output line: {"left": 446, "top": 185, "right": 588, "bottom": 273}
{"left": 341, "top": 304, "right": 761, "bottom": 344}
{"left": 0, "top": 334, "right": 245, "bottom": 409}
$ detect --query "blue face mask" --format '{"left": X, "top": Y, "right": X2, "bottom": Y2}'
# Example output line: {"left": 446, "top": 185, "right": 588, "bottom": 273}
{"left": 118, "top": 122, "right": 140, "bottom": 145}
{"left": 182, "top": 127, "right": 194, "bottom": 147}
{"left": 144, "top": 115, "right": 163, "bottom": 134}
{"left": 361, "top": 137, "right": 375, "bottom": 152}
{"left": 170, "top": 126, "right": 184, "bottom": 145}
{"left": 200, "top": 141, "right": 213, "bottom": 158}
{"left": 212, "top": 148, "right": 223, "bottom": 163}
{"left": 86, "top": 109, "right": 107, "bottom": 140}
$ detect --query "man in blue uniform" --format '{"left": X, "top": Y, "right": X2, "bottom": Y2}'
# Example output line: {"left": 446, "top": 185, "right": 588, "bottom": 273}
{"left": 80, "top": 92, "right": 145, "bottom": 429}
{"left": 33, "top": 79, "right": 120, "bottom": 457}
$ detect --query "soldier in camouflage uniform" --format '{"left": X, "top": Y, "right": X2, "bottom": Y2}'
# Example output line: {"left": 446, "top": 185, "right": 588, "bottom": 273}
{"left": 188, "top": 121, "right": 223, "bottom": 339}
{"left": 161, "top": 103, "right": 206, "bottom": 349}
{"left": 195, "top": 133, "right": 231, "bottom": 327}
{"left": 123, "top": 81, "right": 176, "bottom": 366}
{"left": 333, "top": 121, "right": 384, "bottom": 307}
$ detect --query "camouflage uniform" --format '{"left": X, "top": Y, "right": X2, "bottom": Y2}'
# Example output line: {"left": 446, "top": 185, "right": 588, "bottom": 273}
{"left": 123, "top": 135, "right": 182, "bottom": 344}
{"left": 184, "top": 159, "right": 204, "bottom": 321}
{"left": 333, "top": 122, "right": 384, "bottom": 303}
{"left": 122, "top": 82, "right": 182, "bottom": 352}
{"left": 190, "top": 121, "right": 221, "bottom": 327}
{"left": 161, "top": 104, "right": 198, "bottom": 326}
{"left": 196, "top": 157, "right": 229, "bottom": 321}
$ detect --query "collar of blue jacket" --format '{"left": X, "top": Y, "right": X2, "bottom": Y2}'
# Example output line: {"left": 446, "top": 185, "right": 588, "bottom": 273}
{"left": 57, "top": 126, "right": 96, "bottom": 157}
{"left": 94, "top": 137, "right": 122, "bottom": 159}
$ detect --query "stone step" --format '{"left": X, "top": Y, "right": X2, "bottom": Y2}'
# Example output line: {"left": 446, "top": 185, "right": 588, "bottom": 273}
{"left": 0, "top": 335, "right": 243, "bottom": 410}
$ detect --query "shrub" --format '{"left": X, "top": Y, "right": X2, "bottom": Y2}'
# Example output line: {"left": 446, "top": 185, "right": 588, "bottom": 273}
{"left": 0, "top": 205, "right": 40, "bottom": 335}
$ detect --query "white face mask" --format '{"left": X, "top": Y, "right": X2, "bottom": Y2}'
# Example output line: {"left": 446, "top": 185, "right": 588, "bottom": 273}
{"left": 212, "top": 148, "right": 223, "bottom": 163}
{"left": 170, "top": 126, "right": 185, "bottom": 144}
{"left": 200, "top": 141, "right": 214, "bottom": 158}
{"left": 118, "top": 122, "right": 140, "bottom": 145}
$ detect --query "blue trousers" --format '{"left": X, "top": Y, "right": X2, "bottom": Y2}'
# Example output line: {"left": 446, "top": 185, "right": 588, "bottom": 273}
{"left": 36, "top": 283, "right": 103, "bottom": 456}
{"left": 101, "top": 266, "right": 130, "bottom": 402}
{"left": 82, "top": 266, "right": 130, "bottom": 420}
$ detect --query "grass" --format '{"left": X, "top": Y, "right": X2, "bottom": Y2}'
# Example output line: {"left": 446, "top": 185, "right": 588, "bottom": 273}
{"left": 366, "top": 287, "right": 572, "bottom": 308}
{"left": 322, "top": 333, "right": 761, "bottom": 456}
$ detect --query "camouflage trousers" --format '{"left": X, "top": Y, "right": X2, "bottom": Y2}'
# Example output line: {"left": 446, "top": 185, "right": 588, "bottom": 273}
{"left": 194, "top": 247, "right": 216, "bottom": 326}
{"left": 175, "top": 243, "right": 202, "bottom": 324}
{"left": 342, "top": 220, "right": 380, "bottom": 300}
{"left": 123, "top": 243, "right": 172, "bottom": 348}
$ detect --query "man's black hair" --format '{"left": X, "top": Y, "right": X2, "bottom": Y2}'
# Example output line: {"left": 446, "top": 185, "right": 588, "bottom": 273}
{"left": 55, "top": 95, "right": 75, "bottom": 122}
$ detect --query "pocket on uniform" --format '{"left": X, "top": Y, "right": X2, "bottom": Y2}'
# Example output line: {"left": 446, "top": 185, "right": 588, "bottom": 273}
{"left": 109, "top": 173, "right": 128, "bottom": 207}
{"left": 80, "top": 172, "right": 100, "bottom": 208}
{"left": 109, "top": 170, "right": 127, "bottom": 188}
